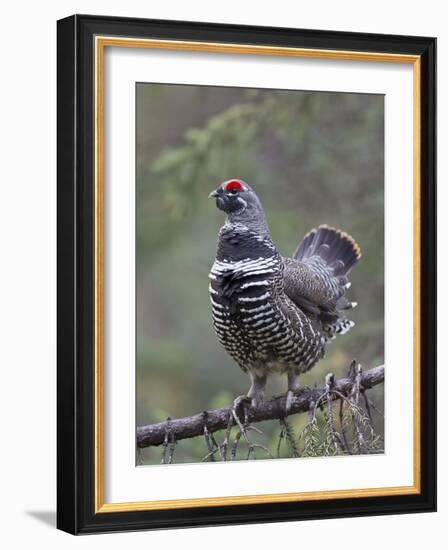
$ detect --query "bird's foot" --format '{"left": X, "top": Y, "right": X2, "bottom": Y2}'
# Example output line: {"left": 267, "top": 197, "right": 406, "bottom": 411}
{"left": 232, "top": 394, "right": 251, "bottom": 416}
{"left": 231, "top": 395, "right": 252, "bottom": 432}
{"left": 233, "top": 394, "right": 252, "bottom": 408}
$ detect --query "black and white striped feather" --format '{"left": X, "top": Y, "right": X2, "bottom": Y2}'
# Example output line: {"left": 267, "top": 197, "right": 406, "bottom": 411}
{"left": 209, "top": 220, "right": 361, "bottom": 378}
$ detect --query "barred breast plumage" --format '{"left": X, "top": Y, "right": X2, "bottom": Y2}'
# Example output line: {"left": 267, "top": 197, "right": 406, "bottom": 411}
{"left": 209, "top": 222, "right": 325, "bottom": 376}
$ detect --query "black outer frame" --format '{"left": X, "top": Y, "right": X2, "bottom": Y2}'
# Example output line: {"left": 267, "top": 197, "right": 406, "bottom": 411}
{"left": 57, "top": 14, "right": 436, "bottom": 535}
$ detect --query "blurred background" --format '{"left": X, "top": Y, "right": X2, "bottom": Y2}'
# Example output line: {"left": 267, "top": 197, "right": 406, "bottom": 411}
{"left": 136, "top": 84, "right": 384, "bottom": 465}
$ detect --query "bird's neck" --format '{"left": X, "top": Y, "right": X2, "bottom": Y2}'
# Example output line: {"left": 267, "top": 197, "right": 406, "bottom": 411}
{"left": 226, "top": 202, "right": 272, "bottom": 239}
{"left": 216, "top": 222, "right": 277, "bottom": 263}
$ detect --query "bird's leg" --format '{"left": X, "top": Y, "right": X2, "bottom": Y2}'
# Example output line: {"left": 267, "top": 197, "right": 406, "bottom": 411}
{"left": 285, "top": 372, "right": 301, "bottom": 416}
{"left": 247, "top": 372, "right": 267, "bottom": 408}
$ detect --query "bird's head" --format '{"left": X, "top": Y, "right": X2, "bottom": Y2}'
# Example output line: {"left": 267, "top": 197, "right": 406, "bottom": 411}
{"left": 209, "top": 179, "right": 260, "bottom": 215}
{"left": 208, "top": 179, "right": 271, "bottom": 236}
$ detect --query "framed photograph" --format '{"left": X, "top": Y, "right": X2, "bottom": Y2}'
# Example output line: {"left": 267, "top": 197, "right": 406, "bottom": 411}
{"left": 57, "top": 14, "right": 436, "bottom": 534}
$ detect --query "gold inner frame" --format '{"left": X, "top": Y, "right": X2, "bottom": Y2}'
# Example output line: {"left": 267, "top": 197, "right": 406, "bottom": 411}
{"left": 94, "top": 36, "right": 421, "bottom": 513}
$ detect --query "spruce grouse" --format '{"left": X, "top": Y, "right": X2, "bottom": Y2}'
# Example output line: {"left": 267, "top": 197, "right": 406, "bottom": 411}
{"left": 209, "top": 179, "right": 361, "bottom": 410}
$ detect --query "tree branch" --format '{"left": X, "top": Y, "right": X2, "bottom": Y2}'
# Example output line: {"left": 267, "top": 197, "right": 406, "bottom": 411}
{"left": 137, "top": 365, "right": 384, "bottom": 448}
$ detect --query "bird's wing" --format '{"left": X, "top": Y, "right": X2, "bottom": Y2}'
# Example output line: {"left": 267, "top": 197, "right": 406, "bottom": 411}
{"left": 283, "top": 257, "right": 342, "bottom": 317}
{"left": 283, "top": 225, "right": 361, "bottom": 318}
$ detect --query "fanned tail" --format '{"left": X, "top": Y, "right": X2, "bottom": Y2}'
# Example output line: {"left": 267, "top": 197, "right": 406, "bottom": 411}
{"left": 294, "top": 224, "right": 362, "bottom": 276}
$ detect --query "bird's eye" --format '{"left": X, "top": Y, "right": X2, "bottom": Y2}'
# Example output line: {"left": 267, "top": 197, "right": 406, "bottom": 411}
{"left": 225, "top": 180, "right": 243, "bottom": 194}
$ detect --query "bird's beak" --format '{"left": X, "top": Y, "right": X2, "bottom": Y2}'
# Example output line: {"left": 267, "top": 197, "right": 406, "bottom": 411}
{"left": 208, "top": 190, "right": 219, "bottom": 198}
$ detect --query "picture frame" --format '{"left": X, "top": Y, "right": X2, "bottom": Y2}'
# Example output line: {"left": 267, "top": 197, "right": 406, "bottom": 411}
{"left": 57, "top": 14, "right": 436, "bottom": 534}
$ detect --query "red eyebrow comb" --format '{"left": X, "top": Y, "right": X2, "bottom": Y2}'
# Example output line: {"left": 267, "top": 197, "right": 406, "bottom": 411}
{"left": 225, "top": 180, "right": 243, "bottom": 192}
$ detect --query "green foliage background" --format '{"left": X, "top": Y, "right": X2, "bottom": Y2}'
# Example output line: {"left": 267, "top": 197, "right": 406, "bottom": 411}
{"left": 136, "top": 84, "right": 384, "bottom": 465}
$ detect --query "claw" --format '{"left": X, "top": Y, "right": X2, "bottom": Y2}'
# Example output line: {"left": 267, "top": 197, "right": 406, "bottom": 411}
{"left": 232, "top": 394, "right": 251, "bottom": 427}
{"left": 231, "top": 394, "right": 253, "bottom": 444}
{"left": 232, "top": 394, "right": 251, "bottom": 411}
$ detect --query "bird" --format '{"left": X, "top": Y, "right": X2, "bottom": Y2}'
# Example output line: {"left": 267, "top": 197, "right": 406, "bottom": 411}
{"left": 208, "top": 178, "right": 361, "bottom": 413}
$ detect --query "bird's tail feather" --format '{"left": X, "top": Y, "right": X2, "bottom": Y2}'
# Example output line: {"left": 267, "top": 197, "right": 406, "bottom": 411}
{"left": 293, "top": 224, "right": 362, "bottom": 276}
{"left": 322, "top": 317, "right": 355, "bottom": 340}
